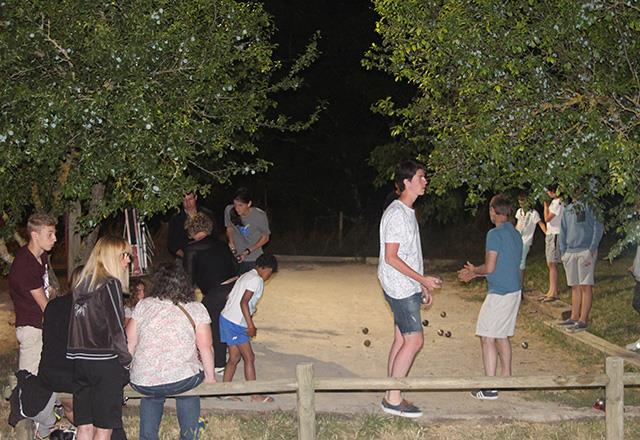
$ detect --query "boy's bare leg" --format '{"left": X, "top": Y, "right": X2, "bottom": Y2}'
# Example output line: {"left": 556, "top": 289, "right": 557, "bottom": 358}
{"left": 237, "top": 342, "right": 256, "bottom": 381}
{"left": 223, "top": 345, "right": 242, "bottom": 382}
{"left": 480, "top": 337, "right": 498, "bottom": 377}
{"left": 495, "top": 338, "right": 512, "bottom": 376}
{"left": 386, "top": 330, "right": 423, "bottom": 404}
{"left": 570, "top": 286, "right": 582, "bottom": 321}
{"left": 579, "top": 285, "right": 593, "bottom": 323}
{"left": 387, "top": 325, "right": 404, "bottom": 376}
{"left": 546, "top": 262, "right": 558, "bottom": 297}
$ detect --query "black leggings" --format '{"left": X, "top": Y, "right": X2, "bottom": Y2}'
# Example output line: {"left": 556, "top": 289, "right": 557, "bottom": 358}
{"left": 202, "top": 283, "right": 235, "bottom": 368}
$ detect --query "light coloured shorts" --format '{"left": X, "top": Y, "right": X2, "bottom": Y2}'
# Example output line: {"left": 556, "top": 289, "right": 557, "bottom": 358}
{"left": 562, "top": 249, "right": 596, "bottom": 286}
{"left": 476, "top": 291, "right": 522, "bottom": 338}
{"left": 545, "top": 234, "right": 560, "bottom": 263}
{"left": 16, "top": 326, "right": 43, "bottom": 374}
{"left": 520, "top": 242, "right": 531, "bottom": 270}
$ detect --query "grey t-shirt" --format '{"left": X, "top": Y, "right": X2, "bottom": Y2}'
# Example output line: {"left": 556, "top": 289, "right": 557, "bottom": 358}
{"left": 224, "top": 205, "right": 270, "bottom": 262}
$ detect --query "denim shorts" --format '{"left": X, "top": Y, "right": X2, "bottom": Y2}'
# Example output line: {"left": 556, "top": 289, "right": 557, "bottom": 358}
{"left": 384, "top": 291, "right": 423, "bottom": 334}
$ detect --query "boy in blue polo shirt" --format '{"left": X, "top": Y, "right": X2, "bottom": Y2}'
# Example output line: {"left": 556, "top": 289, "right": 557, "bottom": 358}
{"left": 458, "top": 194, "right": 523, "bottom": 400}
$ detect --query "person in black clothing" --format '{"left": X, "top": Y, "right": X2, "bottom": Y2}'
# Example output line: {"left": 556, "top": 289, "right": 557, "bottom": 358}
{"left": 183, "top": 213, "right": 238, "bottom": 373}
{"left": 37, "top": 266, "right": 128, "bottom": 439}
{"left": 168, "top": 192, "right": 212, "bottom": 258}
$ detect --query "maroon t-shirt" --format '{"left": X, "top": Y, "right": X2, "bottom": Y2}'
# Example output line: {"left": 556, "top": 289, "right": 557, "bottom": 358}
{"left": 8, "top": 246, "right": 49, "bottom": 329}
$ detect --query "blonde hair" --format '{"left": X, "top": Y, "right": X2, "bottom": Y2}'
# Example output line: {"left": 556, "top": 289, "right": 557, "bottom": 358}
{"left": 75, "top": 236, "right": 131, "bottom": 292}
{"left": 27, "top": 212, "right": 57, "bottom": 235}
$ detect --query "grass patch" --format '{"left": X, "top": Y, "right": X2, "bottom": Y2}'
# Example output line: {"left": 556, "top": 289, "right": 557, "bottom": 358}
{"left": 120, "top": 410, "right": 640, "bottom": 439}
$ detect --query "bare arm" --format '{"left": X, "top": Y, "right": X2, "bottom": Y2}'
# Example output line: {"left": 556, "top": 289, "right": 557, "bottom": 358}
{"left": 385, "top": 242, "right": 441, "bottom": 290}
{"left": 543, "top": 200, "right": 556, "bottom": 223}
{"left": 538, "top": 220, "right": 547, "bottom": 235}
{"left": 30, "top": 287, "right": 48, "bottom": 313}
{"left": 240, "top": 289, "right": 256, "bottom": 336}
{"left": 458, "top": 251, "right": 498, "bottom": 282}
{"left": 196, "top": 323, "right": 216, "bottom": 383}
{"left": 125, "top": 319, "right": 138, "bottom": 357}
{"left": 225, "top": 226, "right": 236, "bottom": 252}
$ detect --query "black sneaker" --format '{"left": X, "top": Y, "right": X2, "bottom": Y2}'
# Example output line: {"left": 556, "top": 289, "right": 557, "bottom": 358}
{"left": 557, "top": 318, "right": 577, "bottom": 326}
{"left": 566, "top": 321, "right": 588, "bottom": 333}
{"left": 470, "top": 389, "right": 498, "bottom": 400}
{"left": 381, "top": 398, "right": 423, "bottom": 418}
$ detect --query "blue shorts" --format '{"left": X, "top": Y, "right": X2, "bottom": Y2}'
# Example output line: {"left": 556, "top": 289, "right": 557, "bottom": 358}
{"left": 384, "top": 291, "right": 423, "bottom": 334}
{"left": 219, "top": 315, "right": 250, "bottom": 346}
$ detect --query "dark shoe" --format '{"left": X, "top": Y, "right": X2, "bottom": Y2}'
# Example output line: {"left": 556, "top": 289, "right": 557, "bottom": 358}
{"left": 566, "top": 321, "right": 588, "bottom": 333}
{"left": 557, "top": 318, "right": 577, "bottom": 326}
{"left": 381, "top": 398, "right": 423, "bottom": 418}
{"left": 540, "top": 296, "right": 558, "bottom": 303}
{"left": 470, "top": 389, "right": 498, "bottom": 400}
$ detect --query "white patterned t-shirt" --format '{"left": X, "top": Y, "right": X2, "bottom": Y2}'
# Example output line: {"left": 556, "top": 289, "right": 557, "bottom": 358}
{"left": 378, "top": 199, "right": 423, "bottom": 299}
{"left": 129, "top": 297, "right": 211, "bottom": 387}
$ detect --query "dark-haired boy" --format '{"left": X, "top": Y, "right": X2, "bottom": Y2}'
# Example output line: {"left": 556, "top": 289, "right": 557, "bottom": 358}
{"left": 458, "top": 194, "right": 522, "bottom": 400}
{"left": 219, "top": 253, "right": 277, "bottom": 402}
{"left": 378, "top": 160, "right": 442, "bottom": 418}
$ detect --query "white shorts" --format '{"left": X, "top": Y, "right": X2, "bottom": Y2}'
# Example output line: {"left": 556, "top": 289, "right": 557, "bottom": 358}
{"left": 562, "top": 249, "right": 596, "bottom": 286}
{"left": 476, "top": 291, "right": 521, "bottom": 338}
{"left": 520, "top": 243, "right": 531, "bottom": 270}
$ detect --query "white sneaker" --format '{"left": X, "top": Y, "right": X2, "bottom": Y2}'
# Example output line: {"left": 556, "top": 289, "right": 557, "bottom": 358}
{"left": 625, "top": 340, "right": 640, "bottom": 351}
{"left": 214, "top": 367, "right": 225, "bottom": 374}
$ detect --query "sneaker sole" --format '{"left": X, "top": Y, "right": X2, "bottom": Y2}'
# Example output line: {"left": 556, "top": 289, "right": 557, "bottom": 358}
{"left": 380, "top": 403, "right": 423, "bottom": 418}
{"left": 471, "top": 393, "right": 498, "bottom": 400}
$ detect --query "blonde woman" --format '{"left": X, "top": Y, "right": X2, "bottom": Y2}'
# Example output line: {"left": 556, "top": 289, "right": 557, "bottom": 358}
{"left": 67, "top": 236, "right": 132, "bottom": 440}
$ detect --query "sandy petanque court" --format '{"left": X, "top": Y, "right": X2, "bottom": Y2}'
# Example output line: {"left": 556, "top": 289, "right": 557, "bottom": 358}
{"left": 0, "top": 261, "right": 606, "bottom": 421}
{"left": 198, "top": 261, "right": 603, "bottom": 421}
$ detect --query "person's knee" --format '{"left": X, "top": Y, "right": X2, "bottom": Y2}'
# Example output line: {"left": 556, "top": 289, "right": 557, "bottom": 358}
{"left": 227, "top": 351, "right": 241, "bottom": 365}
{"left": 404, "top": 332, "right": 423, "bottom": 351}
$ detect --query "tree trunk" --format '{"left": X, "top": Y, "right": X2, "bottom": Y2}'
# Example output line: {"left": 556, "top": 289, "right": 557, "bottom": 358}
{"left": 66, "top": 183, "right": 105, "bottom": 270}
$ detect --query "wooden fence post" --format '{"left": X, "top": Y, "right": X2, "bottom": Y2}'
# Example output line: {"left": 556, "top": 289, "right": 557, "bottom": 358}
{"left": 605, "top": 356, "right": 624, "bottom": 440}
{"left": 297, "top": 363, "right": 316, "bottom": 440}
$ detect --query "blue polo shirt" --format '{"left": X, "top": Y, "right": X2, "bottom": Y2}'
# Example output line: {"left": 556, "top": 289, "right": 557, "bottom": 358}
{"left": 486, "top": 222, "right": 522, "bottom": 294}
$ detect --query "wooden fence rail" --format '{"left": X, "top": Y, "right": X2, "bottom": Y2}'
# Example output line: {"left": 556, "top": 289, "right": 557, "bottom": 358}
{"left": 7, "top": 357, "right": 639, "bottom": 440}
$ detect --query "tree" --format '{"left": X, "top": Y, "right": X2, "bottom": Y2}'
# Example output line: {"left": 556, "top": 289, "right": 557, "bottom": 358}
{"left": 0, "top": 0, "right": 319, "bottom": 268}
{"left": 364, "top": 0, "right": 640, "bottom": 256}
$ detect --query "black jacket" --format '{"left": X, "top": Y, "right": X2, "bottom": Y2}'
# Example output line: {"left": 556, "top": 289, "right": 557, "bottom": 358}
{"left": 66, "top": 277, "right": 131, "bottom": 366}
{"left": 183, "top": 235, "right": 238, "bottom": 295}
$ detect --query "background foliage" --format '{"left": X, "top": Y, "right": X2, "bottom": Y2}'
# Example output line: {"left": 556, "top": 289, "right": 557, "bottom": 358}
{"left": 0, "top": 0, "right": 319, "bottom": 257}
{"left": 364, "top": 0, "right": 640, "bottom": 256}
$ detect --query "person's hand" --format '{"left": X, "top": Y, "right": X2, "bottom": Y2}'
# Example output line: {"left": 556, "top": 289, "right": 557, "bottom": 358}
{"left": 421, "top": 287, "right": 433, "bottom": 307}
{"left": 176, "top": 249, "right": 184, "bottom": 258}
{"left": 457, "top": 262, "right": 476, "bottom": 282}
{"left": 247, "top": 325, "right": 257, "bottom": 338}
{"left": 629, "top": 265, "right": 634, "bottom": 273}
{"left": 236, "top": 253, "right": 246, "bottom": 263}
{"left": 422, "top": 275, "right": 442, "bottom": 291}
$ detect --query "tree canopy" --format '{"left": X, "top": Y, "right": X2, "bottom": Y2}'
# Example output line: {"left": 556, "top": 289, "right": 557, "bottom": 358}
{"left": 364, "top": 0, "right": 640, "bottom": 255}
{"left": 0, "top": 0, "right": 319, "bottom": 261}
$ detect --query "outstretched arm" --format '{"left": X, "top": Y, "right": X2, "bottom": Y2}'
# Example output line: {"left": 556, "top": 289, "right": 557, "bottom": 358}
{"left": 458, "top": 251, "right": 497, "bottom": 282}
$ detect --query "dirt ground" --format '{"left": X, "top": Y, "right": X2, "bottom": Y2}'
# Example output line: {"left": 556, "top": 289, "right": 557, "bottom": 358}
{"left": 0, "top": 262, "right": 614, "bottom": 422}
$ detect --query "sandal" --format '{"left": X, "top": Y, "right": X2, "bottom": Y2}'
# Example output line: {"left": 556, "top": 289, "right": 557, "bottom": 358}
{"left": 251, "top": 394, "right": 274, "bottom": 403}
{"left": 540, "top": 296, "right": 558, "bottom": 303}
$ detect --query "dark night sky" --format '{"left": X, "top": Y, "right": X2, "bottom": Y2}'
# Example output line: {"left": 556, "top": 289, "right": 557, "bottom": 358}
{"left": 208, "top": 1, "right": 405, "bottom": 236}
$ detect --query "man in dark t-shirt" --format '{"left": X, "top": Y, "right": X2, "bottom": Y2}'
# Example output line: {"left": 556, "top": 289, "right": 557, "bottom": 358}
{"left": 8, "top": 213, "right": 57, "bottom": 374}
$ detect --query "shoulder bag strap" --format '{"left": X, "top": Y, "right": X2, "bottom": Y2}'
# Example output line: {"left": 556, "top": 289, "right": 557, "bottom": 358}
{"left": 175, "top": 303, "right": 196, "bottom": 332}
